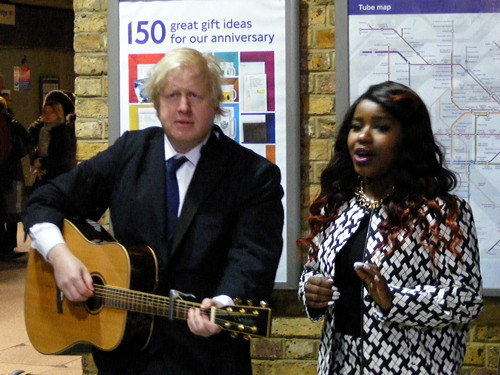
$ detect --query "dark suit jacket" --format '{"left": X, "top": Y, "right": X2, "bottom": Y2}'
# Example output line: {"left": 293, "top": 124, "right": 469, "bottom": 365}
{"left": 24, "top": 126, "right": 284, "bottom": 374}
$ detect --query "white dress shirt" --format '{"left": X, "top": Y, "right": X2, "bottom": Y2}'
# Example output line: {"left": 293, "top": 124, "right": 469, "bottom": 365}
{"left": 163, "top": 134, "right": 203, "bottom": 216}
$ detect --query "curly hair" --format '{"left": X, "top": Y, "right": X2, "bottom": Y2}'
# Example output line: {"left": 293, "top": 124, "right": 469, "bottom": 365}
{"left": 298, "top": 81, "right": 463, "bottom": 260}
{"left": 145, "top": 48, "right": 224, "bottom": 114}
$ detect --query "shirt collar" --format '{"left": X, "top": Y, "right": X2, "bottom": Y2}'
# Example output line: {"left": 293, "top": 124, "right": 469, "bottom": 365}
{"left": 163, "top": 132, "right": 211, "bottom": 167}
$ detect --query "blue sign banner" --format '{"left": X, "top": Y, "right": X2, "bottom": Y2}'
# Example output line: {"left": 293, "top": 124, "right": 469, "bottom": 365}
{"left": 349, "top": 0, "right": 500, "bottom": 15}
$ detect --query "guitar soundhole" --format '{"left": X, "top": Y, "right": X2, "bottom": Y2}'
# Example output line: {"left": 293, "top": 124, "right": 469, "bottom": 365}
{"left": 85, "top": 274, "right": 105, "bottom": 314}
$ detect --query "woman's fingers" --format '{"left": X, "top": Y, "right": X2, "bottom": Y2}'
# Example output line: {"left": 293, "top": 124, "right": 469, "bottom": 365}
{"left": 354, "top": 262, "right": 392, "bottom": 311}
{"left": 305, "top": 276, "right": 340, "bottom": 309}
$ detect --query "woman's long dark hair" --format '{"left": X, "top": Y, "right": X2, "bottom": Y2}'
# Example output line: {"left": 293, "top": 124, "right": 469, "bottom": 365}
{"left": 299, "top": 81, "right": 463, "bottom": 259}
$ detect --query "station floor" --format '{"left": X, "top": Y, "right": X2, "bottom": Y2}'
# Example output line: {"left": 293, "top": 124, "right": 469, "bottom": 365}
{"left": 0, "top": 223, "right": 82, "bottom": 375}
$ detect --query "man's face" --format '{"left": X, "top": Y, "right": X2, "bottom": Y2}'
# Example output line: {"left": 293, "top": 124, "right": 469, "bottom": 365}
{"left": 158, "top": 66, "right": 219, "bottom": 154}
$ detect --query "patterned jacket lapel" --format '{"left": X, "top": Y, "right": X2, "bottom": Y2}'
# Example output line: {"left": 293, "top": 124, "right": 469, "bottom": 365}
{"left": 318, "top": 200, "right": 370, "bottom": 275}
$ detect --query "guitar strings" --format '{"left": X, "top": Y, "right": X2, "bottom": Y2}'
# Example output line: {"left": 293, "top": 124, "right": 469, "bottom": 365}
{"left": 91, "top": 284, "right": 263, "bottom": 333}
{"left": 92, "top": 284, "right": 261, "bottom": 316}
{"left": 92, "top": 285, "right": 258, "bottom": 332}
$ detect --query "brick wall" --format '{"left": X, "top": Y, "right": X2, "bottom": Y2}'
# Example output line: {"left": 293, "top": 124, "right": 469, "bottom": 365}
{"left": 74, "top": 0, "right": 500, "bottom": 374}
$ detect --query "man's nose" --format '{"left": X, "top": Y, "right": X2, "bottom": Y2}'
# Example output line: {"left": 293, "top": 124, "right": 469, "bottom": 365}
{"left": 177, "top": 95, "right": 191, "bottom": 112}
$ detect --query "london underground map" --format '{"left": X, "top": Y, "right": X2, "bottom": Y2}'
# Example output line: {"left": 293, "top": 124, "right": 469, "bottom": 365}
{"left": 348, "top": 1, "right": 500, "bottom": 291}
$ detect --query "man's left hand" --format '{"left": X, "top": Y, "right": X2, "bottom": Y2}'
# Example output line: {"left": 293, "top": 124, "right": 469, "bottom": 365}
{"left": 187, "top": 298, "right": 223, "bottom": 337}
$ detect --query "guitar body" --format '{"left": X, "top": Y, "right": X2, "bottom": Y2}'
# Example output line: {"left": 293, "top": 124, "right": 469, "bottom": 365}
{"left": 24, "top": 219, "right": 158, "bottom": 355}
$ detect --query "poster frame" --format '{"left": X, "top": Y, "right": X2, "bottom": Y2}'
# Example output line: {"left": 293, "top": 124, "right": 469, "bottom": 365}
{"left": 108, "top": 0, "right": 301, "bottom": 289}
{"left": 335, "top": 0, "right": 500, "bottom": 296}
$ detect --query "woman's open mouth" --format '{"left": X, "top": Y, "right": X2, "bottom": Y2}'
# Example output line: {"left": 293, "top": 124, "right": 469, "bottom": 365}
{"left": 353, "top": 148, "right": 374, "bottom": 165}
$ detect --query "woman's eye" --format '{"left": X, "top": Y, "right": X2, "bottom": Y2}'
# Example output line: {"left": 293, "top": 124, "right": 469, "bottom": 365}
{"left": 375, "top": 125, "right": 390, "bottom": 132}
{"left": 350, "top": 123, "right": 362, "bottom": 131}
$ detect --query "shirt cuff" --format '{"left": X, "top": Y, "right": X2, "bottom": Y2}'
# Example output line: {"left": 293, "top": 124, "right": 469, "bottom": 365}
{"left": 29, "top": 222, "right": 66, "bottom": 262}
{"left": 213, "top": 295, "right": 234, "bottom": 306}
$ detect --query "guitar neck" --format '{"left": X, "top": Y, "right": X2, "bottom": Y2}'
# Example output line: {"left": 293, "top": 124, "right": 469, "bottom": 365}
{"left": 95, "top": 284, "right": 193, "bottom": 320}
{"left": 93, "top": 284, "right": 271, "bottom": 338}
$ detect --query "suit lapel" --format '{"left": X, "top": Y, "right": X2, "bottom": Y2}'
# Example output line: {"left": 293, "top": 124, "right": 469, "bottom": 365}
{"left": 170, "top": 128, "right": 230, "bottom": 257}
{"left": 144, "top": 131, "right": 168, "bottom": 241}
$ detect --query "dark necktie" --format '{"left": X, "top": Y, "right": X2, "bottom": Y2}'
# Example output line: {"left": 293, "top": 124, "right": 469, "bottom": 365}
{"left": 166, "top": 156, "right": 188, "bottom": 237}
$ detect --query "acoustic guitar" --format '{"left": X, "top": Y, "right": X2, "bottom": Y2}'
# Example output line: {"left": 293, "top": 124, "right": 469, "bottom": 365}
{"left": 24, "top": 218, "right": 272, "bottom": 355}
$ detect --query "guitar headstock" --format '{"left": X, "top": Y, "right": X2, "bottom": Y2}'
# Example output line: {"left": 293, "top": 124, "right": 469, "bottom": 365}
{"left": 214, "top": 301, "right": 272, "bottom": 339}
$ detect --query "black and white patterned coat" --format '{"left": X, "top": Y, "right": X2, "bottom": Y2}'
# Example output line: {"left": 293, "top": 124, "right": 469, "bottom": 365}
{"left": 298, "top": 196, "right": 483, "bottom": 375}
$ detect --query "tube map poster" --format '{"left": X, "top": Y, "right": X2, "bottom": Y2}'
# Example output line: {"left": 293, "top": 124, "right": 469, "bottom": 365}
{"left": 348, "top": 0, "right": 500, "bottom": 292}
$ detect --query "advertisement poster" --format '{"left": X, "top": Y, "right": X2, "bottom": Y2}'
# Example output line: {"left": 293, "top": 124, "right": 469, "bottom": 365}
{"left": 13, "top": 66, "right": 30, "bottom": 92}
{"left": 348, "top": 0, "right": 500, "bottom": 292}
{"left": 119, "top": 0, "right": 290, "bottom": 282}
{"left": 0, "top": 4, "right": 15, "bottom": 25}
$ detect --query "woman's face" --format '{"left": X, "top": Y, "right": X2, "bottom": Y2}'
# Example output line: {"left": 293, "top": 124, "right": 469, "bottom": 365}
{"left": 42, "top": 105, "right": 62, "bottom": 124}
{"left": 347, "top": 99, "right": 402, "bottom": 184}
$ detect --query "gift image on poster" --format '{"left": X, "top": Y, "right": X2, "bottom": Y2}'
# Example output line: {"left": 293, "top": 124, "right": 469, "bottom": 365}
{"left": 240, "top": 51, "right": 275, "bottom": 113}
{"left": 242, "top": 113, "right": 275, "bottom": 144}
{"left": 128, "top": 54, "right": 164, "bottom": 104}
{"left": 214, "top": 52, "right": 239, "bottom": 77}
{"left": 215, "top": 103, "right": 240, "bottom": 141}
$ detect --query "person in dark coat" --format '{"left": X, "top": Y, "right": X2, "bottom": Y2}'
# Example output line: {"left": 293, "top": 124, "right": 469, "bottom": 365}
{"left": 23, "top": 48, "right": 284, "bottom": 374}
{"left": 28, "top": 90, "right": 76, "bottom": 189}
{"left": 0, "top": 96, "right": 33, "bottom": 259}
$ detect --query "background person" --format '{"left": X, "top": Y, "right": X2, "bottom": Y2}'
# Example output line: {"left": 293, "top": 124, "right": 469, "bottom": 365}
{"left": 23, "top": 48, "right": 284, "bottom": 375}
{"left": 1, "top": 92, "right": 15, "bottom": 117}
{"left": 0, "top": 96, "right": 32, "bottom": 259}
{"left": 28, "top": 90, "right": 76, "bottom": 189}
{"left": 298, "top": 81, "right": 483, "bottom": 375}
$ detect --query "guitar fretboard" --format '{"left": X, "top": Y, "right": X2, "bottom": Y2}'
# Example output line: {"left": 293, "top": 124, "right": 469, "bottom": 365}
{"left": 92, "top": 284, "right": 268, "bottom": 337}
{"left": 94, "top": 284, "right": 192, "bottom": 320}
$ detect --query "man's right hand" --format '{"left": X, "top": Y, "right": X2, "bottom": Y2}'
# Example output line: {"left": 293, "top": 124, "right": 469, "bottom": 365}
{"left": 47, "top": 244, "right": 94, "bottom": 302}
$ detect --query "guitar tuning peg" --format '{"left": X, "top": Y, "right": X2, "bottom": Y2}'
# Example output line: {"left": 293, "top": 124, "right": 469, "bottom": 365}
{"left": 260, "top": 301, "right": 268, "bottom": 308}
{"left": 230, "top": 332, "right": 238, "bottom": 339}
{"left": 247, "top": 299, "right": 254, "bottom": 306}
{"left": 233, "top": 297, "right": 242, "bottom": 305}
{"left": 244, "top": 335, "right": 252, "bottom": 341}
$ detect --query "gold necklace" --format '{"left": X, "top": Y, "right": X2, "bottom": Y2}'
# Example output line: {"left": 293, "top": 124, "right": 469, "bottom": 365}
{"left": 354, "top": 182, "right": 393, "bottom": 211}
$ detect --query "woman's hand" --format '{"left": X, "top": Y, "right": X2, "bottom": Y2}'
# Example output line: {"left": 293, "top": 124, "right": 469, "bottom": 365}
{"left": 354, "top": 262, "right": 392, "bottom": 311}
{"left": 304, "top": 276, "right": 340, "bottom": 310}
